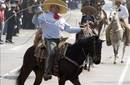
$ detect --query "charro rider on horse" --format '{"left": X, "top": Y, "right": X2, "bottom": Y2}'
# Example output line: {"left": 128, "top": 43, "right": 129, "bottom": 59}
{"left": 36, "top": 0, "right": 83, "bottom": 81}
{"left": 106, "top": 0, "right": 130, "bottom": 46}
{"left": 75, "top": 5, "right": 98, "bottom": 42}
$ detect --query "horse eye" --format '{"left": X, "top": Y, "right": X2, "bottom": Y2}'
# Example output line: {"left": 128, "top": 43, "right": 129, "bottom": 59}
{"left": 118, "top": 9, "right": 121, "bottom": 11}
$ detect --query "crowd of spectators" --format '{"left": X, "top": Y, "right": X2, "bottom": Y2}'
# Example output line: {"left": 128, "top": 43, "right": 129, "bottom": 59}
{"left": 0, "top": 0, "right": 43, "bottom": 44}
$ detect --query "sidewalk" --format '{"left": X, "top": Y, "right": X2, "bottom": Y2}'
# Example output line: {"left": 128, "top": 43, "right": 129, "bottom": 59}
{"left": 0, "top": 29, "right": 36, "bottom": 46}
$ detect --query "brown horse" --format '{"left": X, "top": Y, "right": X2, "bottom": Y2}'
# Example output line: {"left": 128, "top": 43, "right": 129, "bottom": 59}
{"left": 16, "top": 36, "right": 103, "bottom": 85}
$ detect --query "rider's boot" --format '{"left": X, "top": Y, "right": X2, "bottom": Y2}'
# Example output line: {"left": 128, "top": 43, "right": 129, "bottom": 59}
{"left": 43, "top": 55, "right": 53, "bottom": 81}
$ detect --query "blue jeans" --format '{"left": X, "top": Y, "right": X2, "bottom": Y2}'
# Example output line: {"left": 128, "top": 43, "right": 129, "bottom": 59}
{"left": 0, "top": 22, "right": 5, "bottom": 41}
{"left": 44, "top": 38, "right": 60, "bottom": 74}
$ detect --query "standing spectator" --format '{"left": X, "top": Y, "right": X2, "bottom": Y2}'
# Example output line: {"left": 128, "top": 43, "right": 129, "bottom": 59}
{"left": 6, "top": 4, "right": 17, "bottom": 43}
{"left": 14, "top": 4, "right": 22, "bottom": 36}
{"left": 14, "top": 0, "right": 23, "bottom": 35}
{"left": 32, "top": 5, "right": 43, "bottom": 29}
{"left": 0, "top": 3, "right": 6, "bottom": 44}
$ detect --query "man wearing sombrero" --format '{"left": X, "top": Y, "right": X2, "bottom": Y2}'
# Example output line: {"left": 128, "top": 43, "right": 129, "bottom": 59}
{"left": 38, "top": 0, "right": 82, "bottom": 80}
{"left": 106, "top": 0, "right": 130, "bottom": 46}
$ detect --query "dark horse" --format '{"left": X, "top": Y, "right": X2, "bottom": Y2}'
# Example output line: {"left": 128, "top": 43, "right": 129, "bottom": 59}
{"left": 16, "top": 36, "right": 103, "bottom": 85}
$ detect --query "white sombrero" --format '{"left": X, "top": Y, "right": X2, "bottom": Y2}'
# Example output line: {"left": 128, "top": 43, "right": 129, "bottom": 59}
{"left": 43, "top": 0, "right": 68, "bottom": 14}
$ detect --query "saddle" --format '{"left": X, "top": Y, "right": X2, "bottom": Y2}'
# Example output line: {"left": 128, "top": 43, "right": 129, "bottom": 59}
{"left": 34, "top": 37, "right": 70, "bottom": 76}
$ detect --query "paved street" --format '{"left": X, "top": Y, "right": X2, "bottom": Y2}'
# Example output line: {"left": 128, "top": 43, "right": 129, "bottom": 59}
{"left": 0, "top": 1, "right": 130, "bottom": 85}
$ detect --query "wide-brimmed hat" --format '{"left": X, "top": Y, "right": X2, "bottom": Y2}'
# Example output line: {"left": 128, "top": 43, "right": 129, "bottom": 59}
{"left": 115, "top": 0, "right": 122, "bottom": 4}
{"left": 81, "top": 6, "right": 97, "bottom": 15}
{"left": 43, "top": 0, "right": 68, "bottom": 14}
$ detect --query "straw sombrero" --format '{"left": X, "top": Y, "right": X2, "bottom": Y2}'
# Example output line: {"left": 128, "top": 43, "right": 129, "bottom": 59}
{"left": 43, "top": 0, "right": 68, "bottom": 14}
{"left": 81, "top": 6, "right": 97, "bottom": 15}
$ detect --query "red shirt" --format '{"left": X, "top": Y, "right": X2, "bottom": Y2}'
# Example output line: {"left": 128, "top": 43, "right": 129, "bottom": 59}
{"left": 0, "top": 9, "right": 5, "bottom": 22}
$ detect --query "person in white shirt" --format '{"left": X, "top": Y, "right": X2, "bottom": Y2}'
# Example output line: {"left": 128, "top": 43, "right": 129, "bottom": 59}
{"left": 32, "top": 5, "right": 43, "bottom": 29}
{"left": 115, "top": 0, "right": 130, "bottom": 46}
{"left": 38, "top": 0, "right": 82, "bottom": 81}
{"left": 106, "top": 0, "right": 130, "bottom": 46}
{"left": 121, "top": 0, "right": 126, "bottom": 6}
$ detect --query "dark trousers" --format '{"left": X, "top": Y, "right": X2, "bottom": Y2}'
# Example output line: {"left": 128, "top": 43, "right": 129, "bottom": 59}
{"left": 44, "top": 38, "right": 60, "bottom": 75}
{"left": 6, "top": 25, "right": 14, "bottom": 41}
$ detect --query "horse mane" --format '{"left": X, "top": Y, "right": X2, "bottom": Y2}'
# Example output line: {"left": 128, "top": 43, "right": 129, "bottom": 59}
{"left": 65, "top": 36, "right": 97, "bottom": 65}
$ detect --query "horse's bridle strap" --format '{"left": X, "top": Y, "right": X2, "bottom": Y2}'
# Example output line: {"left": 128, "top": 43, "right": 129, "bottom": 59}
{"left": 64, "top": 57, "right": 83, "bottom": 68}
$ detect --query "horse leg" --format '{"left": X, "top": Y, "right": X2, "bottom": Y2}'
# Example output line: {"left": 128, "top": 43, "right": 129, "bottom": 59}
{"left": 70, "top": 78, "right": 81, "bottom": 85}
{"left": 89, "top": 56, "right": 94, "bottom": 71}
{"left": 113, "top": 43, "right": 120, "bottom": 64}
{"left": 121, "top": 44, "right": 126, "bottom": 63}
{"left": 58, "top": 78, "right": 66, "bottom": 85}
{"left": 87, "top": 56, "right": 92, "bottom": 72}
{"left": 33, "top": 66, "right": 44, "bottom": 85}
{"left": 113, "top": 46, "right": 118, "bottom": 64}
{"left": 17, "top": 65, "right": 32, "bottom": 85}
{"left": 84, "top": 56, "right": 92, "bottom": 71}
{"left": 83, "top": 58, "right": 88, "bottom": 70}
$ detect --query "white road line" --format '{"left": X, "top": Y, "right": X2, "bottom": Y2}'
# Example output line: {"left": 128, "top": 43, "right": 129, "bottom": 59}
{"left": 118, "top": 57, "right": 130, "bottom": 85}
{"left": 0, "top": 67, "right": 20, "bottom": 80}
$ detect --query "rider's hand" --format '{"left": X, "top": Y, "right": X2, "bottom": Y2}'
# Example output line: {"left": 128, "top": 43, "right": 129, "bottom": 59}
{"left": 80, "top": 28, "right": 84, "bottom": 32}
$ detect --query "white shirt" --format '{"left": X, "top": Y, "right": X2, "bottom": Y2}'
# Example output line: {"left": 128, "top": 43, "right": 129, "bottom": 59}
{"left": 38, "top": 12, "right": 81, "bottom": 39}
{"left": 118, "top": 5, "right": 129, "bottom": 20}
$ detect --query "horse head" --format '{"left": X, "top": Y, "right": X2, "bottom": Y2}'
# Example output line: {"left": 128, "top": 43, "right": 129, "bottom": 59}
{"left": 109, "top": 10, "right": 122, "bottom": 31}
{"left": 76, "top": 19, "right": 98, "bottom": 42}
{"left": 77, "top": 36, "right": 103, "bottom": 64}
{"left": 109, "top": 11, "right": 118, "bottom": 22}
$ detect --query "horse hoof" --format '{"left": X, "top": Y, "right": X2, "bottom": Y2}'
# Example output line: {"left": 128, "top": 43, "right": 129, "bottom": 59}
{"left": 43, "top": 74, "right": 52, "bottom": 81}
{"left": 113, "top": 62, "right": 116, "bottom": 64}
{"left": 88, "top": 68, "right": 90, "bottom": 72}
{"left": 121, "top": 61, "right": 124, "bottom": 63}
{"left": 83, "top": 66, "right": 87, "bottom": 70}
